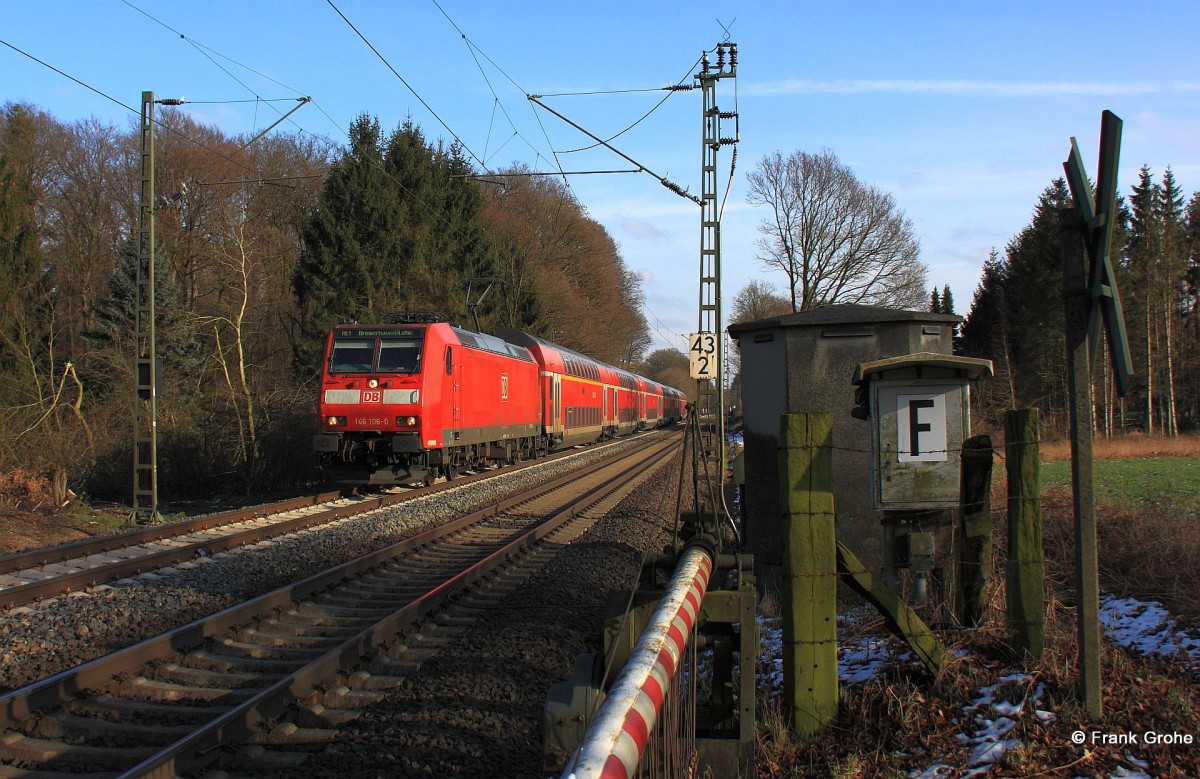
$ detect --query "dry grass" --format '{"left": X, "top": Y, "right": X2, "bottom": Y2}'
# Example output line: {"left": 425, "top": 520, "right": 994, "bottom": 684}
{"left": 1041, "top": 487, "right": 1200, "bottom": 627}
{"left": 1039, "top": 431, "right": 1200, "bottom": 462}
{"left": 0, "top": 467, "right": 59, "bottom": 512}
{"left": 755, "top": 437, "right": 1200, "bottom": 777}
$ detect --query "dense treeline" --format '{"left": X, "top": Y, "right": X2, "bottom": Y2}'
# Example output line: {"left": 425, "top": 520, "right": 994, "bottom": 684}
{"left": 960, "top": 172, "right": 1200, "bottom": 435}
{"left": 0, "top": 102, "right": 660, "bottom": 504}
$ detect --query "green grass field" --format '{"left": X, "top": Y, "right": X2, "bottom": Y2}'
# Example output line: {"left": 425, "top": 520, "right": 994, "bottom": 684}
{"left": 1040, "top": 456, "right": 1200, "bottom": 516}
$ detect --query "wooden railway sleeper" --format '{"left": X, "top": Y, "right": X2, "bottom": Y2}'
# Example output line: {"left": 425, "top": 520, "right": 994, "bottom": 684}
{"left": 309, "top": 588, "right": 409, "bottom": 607}
{"left": 333, "top": 581, "right": 424, "bottom": 601}
{"left": 312, "top": 684, "right": 387, "bottom": 710}
{"left": 70, "top": 694, "right": 227, "bottom": 725}
{"left": 259, "top": 721, "right": 337, "bottom": 746}
{"left": 231, "top": 743, "right": 311, "bottom": 773}
{"left": 185, "top": 649, "right": 310, "bottom": 675}
{"left": 296, "top": 702, "right": 364, "bottom": 728}
{"left": 284, "top": 605, "right": 380, "bottom": 625}
{"left": 116, "top": 676, "right": 257, "bottom": 704}
{"left": 0, "top": 731, "right": 157, "bottom": 772}
{"left": 218, "top": 634, "right": 336, "bottom": 657}
{"left": 366, "top": 656, "right": 424, "bottom": 676}
{"left": 33, "top": 711, "right": 193, "bottom": 746}
{"left": 153, "top": 662, "right": 279, "bottom": 689}
{"left": 256, "top": 611, "right": 365, "bottom": 631}
{"left": 341, "top": 670, "right": 409, "bottom": 692}
{"left": 299, "top": 601, "right": 398, "bottom": 620}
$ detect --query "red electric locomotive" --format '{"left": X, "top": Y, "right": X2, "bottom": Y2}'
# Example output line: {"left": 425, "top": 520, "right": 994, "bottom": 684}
{"left": 314, "top": 315, "right": 687, "bottom": 485}
{"left": 314, "top": 315, "right": 542, "bottom": 485}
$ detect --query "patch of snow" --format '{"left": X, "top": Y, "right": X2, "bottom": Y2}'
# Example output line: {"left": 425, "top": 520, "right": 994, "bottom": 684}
{"left": 1099, "top": 594, "right": 1200, "bottom": 662}
{"left": 758, "top": 591, "right": 1197, "bottom": 776}
{"left": 1106, "top": 768, "right": 1151, "bottom": 779}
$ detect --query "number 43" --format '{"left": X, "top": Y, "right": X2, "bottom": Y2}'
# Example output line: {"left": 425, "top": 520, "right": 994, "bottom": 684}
{"left": 689, "top": 333, "right": 718, "bottom": 379}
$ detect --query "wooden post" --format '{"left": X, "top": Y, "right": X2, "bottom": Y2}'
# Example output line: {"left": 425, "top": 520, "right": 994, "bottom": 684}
{"left": 778, "top": 413, "right": 837, "bottom": 736}
{"left": 836, "top": 542, "right": 945, "bottom": 676}
{"left": 1061, "top": 206, "right": 1103, "bottom": 717}
{"left": 1005, "top": 409, "right": 1044, "bottom": 657}
{"left": 957, "top": 435, "right": 993, "bottom": 627}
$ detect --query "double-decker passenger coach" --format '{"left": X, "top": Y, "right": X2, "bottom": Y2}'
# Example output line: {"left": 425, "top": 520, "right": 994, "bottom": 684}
{"left": 314, "top": 315, "right": 687, "bottom": 486}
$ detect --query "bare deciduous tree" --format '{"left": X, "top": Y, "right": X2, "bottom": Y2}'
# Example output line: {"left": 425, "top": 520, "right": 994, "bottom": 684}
{"left": 746, "top": 148, "right": 928, "bottom": 311}
{"left": 729, "top": 279, "right": 792, "bottom": 325}
{"left": 481, "top": 166, "right": 650, "bottom": 365}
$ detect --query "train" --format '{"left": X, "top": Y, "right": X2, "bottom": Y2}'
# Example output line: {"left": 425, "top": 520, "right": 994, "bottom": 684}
{"left": 312, "top": 313, "right": 687, "bottom": 485}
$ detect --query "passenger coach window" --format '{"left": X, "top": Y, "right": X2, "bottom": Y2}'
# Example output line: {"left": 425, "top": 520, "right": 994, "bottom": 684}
{"left": 329, "top": 339, "right": 375, "bottom": 373}
{"left": 377, "top": 339, "right": 422, "bottom": 373}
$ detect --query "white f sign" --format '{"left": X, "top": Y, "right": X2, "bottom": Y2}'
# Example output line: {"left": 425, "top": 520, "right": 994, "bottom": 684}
{"left": 896, "top": 393, "right": 948, "bottom": 462}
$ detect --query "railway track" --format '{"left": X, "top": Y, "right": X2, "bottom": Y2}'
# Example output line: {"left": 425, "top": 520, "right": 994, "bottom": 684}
{"left": 0, "top": 433, "right": 680, "bottom": 778}
{"left": 0, "top": 436, "right": 645, "bottom": 610}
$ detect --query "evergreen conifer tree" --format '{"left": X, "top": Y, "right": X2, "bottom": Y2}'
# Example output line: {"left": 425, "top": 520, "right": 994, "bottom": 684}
{"left": 292, "top": 116, "right": 520, "bottom": 375}
{"left": 1001, "top": 178, "right": 1072, "bottom": 411}
{"left": 83, "top": 239, "right": 201, "bottom": 397}
{"left": 0, "top": 105, "right": 48, "bottom": 405}
{"left": 940, "top": 284, "right": 954, "bottom": 315}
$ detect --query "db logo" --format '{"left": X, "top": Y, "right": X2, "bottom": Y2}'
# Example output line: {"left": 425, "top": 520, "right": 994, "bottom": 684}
{"left": 361, "top": 389, "right": 383, "bottom": 403}
{"left": 500, "top": 374, "right": 509, "bottom": 400}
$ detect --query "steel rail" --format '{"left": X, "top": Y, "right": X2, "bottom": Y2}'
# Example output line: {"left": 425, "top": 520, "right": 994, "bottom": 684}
{"left": 0, "top": 432, "right": 653, "bottom": 575}
{"left": 0, "top": 434, "right": 669, "bottom": 609}
{"left": 0, "top": 435, "right": 681, "bottom": 778}
{"left": 128, "top": 437, "right": 681, "bottom": 779}
{"left": 0, "top": 491, "right": 341, "bottom": 574}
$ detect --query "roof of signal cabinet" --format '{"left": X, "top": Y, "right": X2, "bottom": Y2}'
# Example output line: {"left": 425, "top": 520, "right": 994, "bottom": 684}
{"left": 727, "top": 303, "right": 962, "bottom": 336}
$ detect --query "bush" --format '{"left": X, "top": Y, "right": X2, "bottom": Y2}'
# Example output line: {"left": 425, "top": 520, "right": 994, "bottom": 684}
{"left": 0, "top": 466, "right": 69, "bottom": 511}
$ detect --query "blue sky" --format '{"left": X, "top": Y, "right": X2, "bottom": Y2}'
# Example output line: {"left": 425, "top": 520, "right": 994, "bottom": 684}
{"left": 5, "top": 1, "right": 1199, "bottom": 355}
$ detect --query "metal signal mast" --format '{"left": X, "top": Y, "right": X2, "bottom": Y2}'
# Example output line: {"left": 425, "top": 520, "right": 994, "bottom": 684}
{"left": 690, "top": 43, "right": 738, "bottom": 475}
{"left": 131, "top": 91, "right": 162, "bottom": 525}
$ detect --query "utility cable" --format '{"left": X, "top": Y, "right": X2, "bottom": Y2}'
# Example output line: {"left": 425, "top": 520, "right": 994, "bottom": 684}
{"left": 119, "top": 3, "right": 493, "bottom": 266}
{"left": 121, "top": 0, "right": 313, "bottom": 141}
{"left": 529, "top": 96, "right": 700, "bottom": 205}
{"left": 0, "top": 37, "right": 138, "bottom": 114}
{"left": 555, "top": 54, "right": 704, "bottom": 155}
{"left": 428, "top": 0, "right": 577, "bottom": 194}
{"left": 121, "top": 0, "right": 306, "bottom": 97}
{"left": 0, "top": 37, "right": 273, "bottom": 181}
{"left": 325, "top": 0, "right": 488, "bottom": 171}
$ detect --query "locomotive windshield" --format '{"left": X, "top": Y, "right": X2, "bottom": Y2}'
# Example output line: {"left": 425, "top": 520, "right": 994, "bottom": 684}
{"left": 329, "top": 339, "right": 374, "bottom": 373}
{"left": 377, "top": 338, "right": 422, "bottom": 373}
{"left": 328, "top": 330, "right": 424, "bottom": 374}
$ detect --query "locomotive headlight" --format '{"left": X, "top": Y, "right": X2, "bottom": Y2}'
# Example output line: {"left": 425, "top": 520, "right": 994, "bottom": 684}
{"left": 397, "top": 415, "right": 418, "bottom": 426}
{"left": 327, "top": 416, "right": 346, "bottom": 427}
{"left": 368, "top": 379, "right": 379, "bottom": 389}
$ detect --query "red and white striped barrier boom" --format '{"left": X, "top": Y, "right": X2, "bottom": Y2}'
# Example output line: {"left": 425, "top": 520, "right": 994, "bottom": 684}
{"left": 563, "top": 544, "right": 714, "bottom": 779}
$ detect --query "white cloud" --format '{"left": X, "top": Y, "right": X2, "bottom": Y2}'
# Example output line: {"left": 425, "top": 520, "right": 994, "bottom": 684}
{"left": 1132, "top": 110, "right": 1200, "bottom": 152}
{"left": 622, "top": 218, "right": 672, "bottom": 242}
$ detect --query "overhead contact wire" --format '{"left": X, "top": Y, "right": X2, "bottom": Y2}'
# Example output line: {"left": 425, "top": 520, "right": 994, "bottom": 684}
{"left": 429, "top": 0, "right": 575, "bottom": 191}
{"left": 326, "top": 0, "right": 488, "bottom": 171}
{"left": 121, "top": 2, "right": 487, "bottom": 256}
{"left": 0, "top": 37, "right": 266, "bottom": 179}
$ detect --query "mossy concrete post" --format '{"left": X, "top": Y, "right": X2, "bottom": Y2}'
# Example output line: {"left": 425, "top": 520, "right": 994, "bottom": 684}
{"left": 1005, "top": 409, "right": 1044, "bottom": 657}
{"left": 957, "top": 435, "right": 994, "bottom": 627}
{"left": 778, "top": 413, "right": 838, "bottom": 737}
